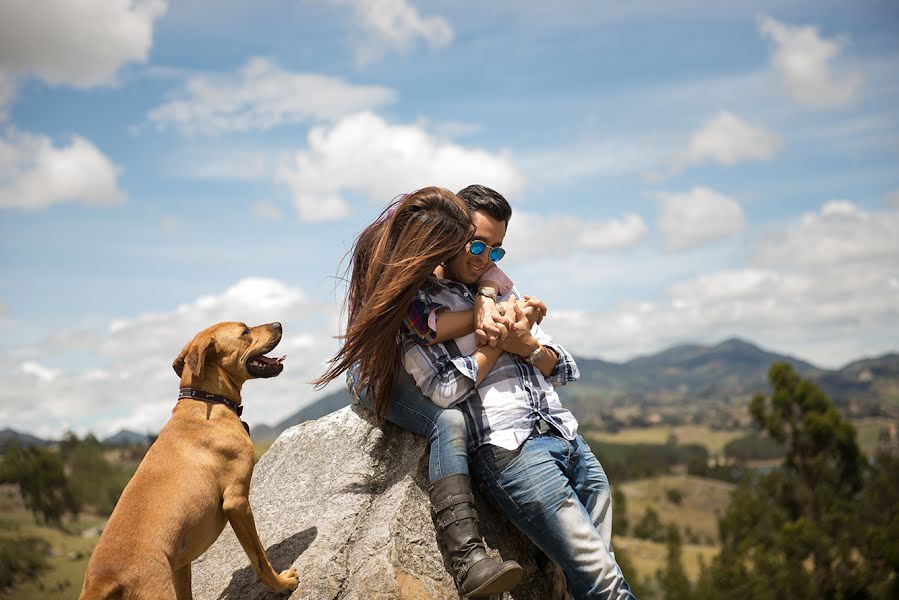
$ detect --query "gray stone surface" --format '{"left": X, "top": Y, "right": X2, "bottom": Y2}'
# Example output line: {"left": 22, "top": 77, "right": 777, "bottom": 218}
{"left": 192, "top": 405, "right": 565, "bottom": 600}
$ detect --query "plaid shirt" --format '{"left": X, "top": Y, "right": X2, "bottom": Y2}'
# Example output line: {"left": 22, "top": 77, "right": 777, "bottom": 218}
{"left": 402, "top": 277, "right": 580, "bottom": 451}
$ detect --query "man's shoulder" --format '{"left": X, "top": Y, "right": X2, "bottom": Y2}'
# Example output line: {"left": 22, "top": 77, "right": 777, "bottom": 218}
{"left": 422, "top": 276, "right": 471, "bottom": 301}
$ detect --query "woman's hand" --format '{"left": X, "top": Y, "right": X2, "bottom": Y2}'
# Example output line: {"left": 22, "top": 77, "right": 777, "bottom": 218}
{"left": 475, "top": 294, "right": 514, "bottom": 347}
{"left": 497, "top": 303, "right": 540, "bottom": 357}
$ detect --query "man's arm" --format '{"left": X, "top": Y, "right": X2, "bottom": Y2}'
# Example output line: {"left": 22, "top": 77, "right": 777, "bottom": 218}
{"left": 496, "top": 303, "right": 579, "bottom": 383}
{"left": 403, "top": 338, "right": 504, "bottom": 408}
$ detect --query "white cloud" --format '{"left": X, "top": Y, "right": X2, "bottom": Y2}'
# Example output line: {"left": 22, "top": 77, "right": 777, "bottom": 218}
{"left": 885, "top": 190, "right": 899, "bottom": 209}
{"left": 656, "top": 186, "right": 746, "bottom": 251}
{"left": 276, "top": 111, "right": 524, "bottom": 222}
{"left": 333, "top": 0, "right": 453, "bottom": 64}
{"left": 504, "top": 211, "right": 647, "bottom": 260}
{"left": 0, "top": 130, "right": 126, "bottom": 211}
{"left": 758, "top": 15, "right": 863, "bottom": 109}
{"left": 755, "top": 200, "right": 899, "bottom": 267}
{"left": 548, "top": 201, "right": 899, "bottom": 368}
{"left": 18, "top": 360, "right": 62, "bottom": 382}
{"left": 0, "top": 278, "right": 342, "bottom": 437}
{"left": 667, "top": 110, "right": 781, "bottom": 175}
{"left": 0, "top": 0, "right": 166, "bottom": 88}
{"left": 147, "top": 58, "right": 396, "bottom": 135}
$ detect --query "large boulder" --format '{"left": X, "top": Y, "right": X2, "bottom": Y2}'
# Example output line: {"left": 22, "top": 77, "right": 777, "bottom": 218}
{"left": 192, "top": 405, "right": 565, "bottom": 599}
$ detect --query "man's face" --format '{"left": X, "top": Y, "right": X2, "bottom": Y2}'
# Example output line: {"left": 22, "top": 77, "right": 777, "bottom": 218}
{"left": 444, "top": 210, "right": 507, "bottom": 285}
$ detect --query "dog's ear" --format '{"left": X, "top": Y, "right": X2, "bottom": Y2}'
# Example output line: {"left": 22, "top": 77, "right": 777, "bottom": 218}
{"left": 172, "top": 337, "right": 213, "bottom": 380}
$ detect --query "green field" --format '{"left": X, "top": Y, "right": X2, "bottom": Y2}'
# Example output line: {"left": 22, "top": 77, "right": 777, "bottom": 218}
{"left": 586, "top": 425, "right": 744, "bottom": 456}
{"left": 0, "top": 486, "right": 105, "bottom": 600}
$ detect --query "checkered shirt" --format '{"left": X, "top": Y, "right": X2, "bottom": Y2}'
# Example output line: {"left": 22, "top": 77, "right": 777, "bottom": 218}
{"left": 402, "top": 276, "right": 580, "bottom": 451}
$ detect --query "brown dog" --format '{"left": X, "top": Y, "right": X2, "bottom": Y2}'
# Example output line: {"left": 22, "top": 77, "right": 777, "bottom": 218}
{"left": 80, "top": 322, "right": 299, "bottom": 599}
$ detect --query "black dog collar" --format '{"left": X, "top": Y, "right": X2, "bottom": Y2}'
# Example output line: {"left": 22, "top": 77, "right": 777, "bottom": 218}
{"left": 178, "top": 388, "right": 250, "bottom": 435}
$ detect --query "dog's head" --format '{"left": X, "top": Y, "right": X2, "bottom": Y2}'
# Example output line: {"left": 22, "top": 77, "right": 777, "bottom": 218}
{"left": 172, "top": 322, "right": 285, "bottom": 391}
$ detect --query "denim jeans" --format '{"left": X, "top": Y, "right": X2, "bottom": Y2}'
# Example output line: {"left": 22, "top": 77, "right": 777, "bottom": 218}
{"left": 351, "top": 366, "right": 469, "bottom": 483}
{"left": 471, "top": 432, "right": 635, "bottom": 600}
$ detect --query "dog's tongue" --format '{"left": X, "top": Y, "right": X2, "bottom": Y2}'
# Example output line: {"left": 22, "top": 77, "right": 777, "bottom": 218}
{"left": 257, "top": 355, "right": 287, "bottom": 365}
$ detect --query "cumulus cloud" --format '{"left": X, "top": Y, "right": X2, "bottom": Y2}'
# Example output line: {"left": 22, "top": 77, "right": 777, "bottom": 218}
{"left": 332, "top": 0, "right": 453, "bottom": 64}
{"left": 0, "top": 130, "right": 126, "bottom": 210}
{"left": 548, "top": 201, "right": 899, "bottom": 367}
{"left": 0, "top": 0, "right": 166, "bottom": 88}
{"left": 504, "top": 211, "right": 647, "bottom": 260}
{"left": 758, "top": 15, "right": 863, "bottom": 109}
{"left": 667, "top": 110, "right": 781, "bottom": 176}
{"left": 0, "top": 278, "right": 342, "bottom": 437}
{"left": 276, "top": 111, "right": 524, "bottom": 222}
{"left": 147, "top": 58, "right": 396, "bottom": 135}
{"left": 755, "top": 200, "right": 899, "bottom": 267}
{"left": 656, "top": 186, "right": 746, "bottom": 251}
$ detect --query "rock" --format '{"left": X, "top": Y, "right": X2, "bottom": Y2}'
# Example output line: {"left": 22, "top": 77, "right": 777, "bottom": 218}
{"left": 192, "top": 405, "right": 562, "bottom": 599}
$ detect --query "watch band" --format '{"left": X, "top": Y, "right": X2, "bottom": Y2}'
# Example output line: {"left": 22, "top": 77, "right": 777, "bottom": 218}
{"left": 525, "top": 345, "right": 546, "bottom": 365}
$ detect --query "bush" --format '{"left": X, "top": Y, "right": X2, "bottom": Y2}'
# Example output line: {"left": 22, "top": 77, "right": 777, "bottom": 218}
{"left": 665, "top": 488, "right": 683, "bottom": 505}
{"left": 633, "top": 506, "right": 664, "bottom": 541}
{"left": 0, "top": 536, "right": 50, "bottom": 590}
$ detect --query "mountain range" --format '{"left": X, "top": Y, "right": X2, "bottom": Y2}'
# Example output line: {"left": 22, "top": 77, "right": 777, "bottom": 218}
{"left": 3, "top": 337, "right": 896, "bottom": 447}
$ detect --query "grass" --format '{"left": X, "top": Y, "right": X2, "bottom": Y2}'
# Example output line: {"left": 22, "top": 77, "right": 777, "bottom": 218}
{"left": 0, "top": 486, "right": 106, "bottom": 600}
{"left": 616, "top": 536, "right": 719, "bottom": 583}
{"left": 619, "top": 474, "right": 734, "bottom": 546}
{"left": 853, "top": 417, "right": 897, "bottom": 455}
{"left": 589, "top": 425, "right": 744, "bottom": 456}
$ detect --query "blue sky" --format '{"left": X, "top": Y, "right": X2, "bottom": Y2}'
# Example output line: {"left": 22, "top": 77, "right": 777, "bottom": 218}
{"left": 1, "top": 0, "right": 897, "bottom": 437}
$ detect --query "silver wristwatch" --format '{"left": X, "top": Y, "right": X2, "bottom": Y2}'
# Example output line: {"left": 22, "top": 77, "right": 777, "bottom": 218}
{"left": 525, "top": 345, "right": 546, "bottom": 365}
{"left": 476, "top": 287, "right": 498, "bottom": 300}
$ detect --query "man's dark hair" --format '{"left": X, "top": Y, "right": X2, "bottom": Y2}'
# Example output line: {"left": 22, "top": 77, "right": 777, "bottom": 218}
{"left": 456, "top": 184, "right": 512, "bottom": 224}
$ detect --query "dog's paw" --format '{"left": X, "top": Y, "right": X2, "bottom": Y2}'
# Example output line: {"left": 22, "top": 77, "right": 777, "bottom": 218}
{"left": 274, "top": 568, "right": 298, "bottom": 593}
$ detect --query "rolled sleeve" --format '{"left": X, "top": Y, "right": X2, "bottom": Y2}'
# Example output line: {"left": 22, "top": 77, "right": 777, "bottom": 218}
{"left": 402, "top": 295, "right": 448, "bottom": 345}
{"left": 403, "top": 340, "right": 479, "bottom": 408}
{"left": 530, "top": 323, "right": 579, "bottom": 385}
{"left": 543, "top": 342, "right": 580, "bottom": 385}
{"left": 479, "top": 265, "right": 514, "bottom": 296}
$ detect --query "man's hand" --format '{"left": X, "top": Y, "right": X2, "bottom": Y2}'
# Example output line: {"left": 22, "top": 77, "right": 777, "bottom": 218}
{"left": 497, "top": 303, "right": 540, "bottom": 357}
{"left": 475, "top": 294, "right": 514, "bottom": 347}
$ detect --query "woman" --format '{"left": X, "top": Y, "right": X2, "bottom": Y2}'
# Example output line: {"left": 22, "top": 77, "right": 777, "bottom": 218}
{"left": 315, "top": 187, "right": 523, "bottom": 597}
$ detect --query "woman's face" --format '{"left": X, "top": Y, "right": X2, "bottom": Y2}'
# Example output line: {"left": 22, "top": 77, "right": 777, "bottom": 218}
{"left": 443, "top": 210, "right": 507, "bottom": 285}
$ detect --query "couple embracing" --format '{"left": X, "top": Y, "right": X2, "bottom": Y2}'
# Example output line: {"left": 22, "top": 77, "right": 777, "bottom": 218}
{"left": 316, "top": 186, "right": 635, "bottom": 600}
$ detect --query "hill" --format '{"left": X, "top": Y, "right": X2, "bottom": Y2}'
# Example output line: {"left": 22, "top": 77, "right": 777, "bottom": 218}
{"left": 250, "top": 388, "right": 354, "bottom": 442}
{"left": 559, "top": 338, "right": 898, "bottom": 427}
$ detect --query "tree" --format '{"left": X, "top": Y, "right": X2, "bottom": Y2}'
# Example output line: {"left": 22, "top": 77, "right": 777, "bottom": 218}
{"left": 659, "top": 524, "right": 691, "bottom": 600}
{"left": 0, "top": 443, "right": 79, "bottom": 526}
{"left": 700, "top": 362, "right": 877, "bottom": 599}
{"left": 613, "top": 485, "right": 629, "bottom": 536}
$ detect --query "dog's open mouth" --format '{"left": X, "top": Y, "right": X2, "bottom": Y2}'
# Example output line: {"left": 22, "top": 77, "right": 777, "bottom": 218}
{"left": 246, "top": 352, "right": 286, "bottom": 378}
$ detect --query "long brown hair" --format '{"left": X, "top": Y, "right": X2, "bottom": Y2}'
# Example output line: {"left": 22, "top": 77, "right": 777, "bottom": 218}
{"left": 315, "top": 187, "right": 472, "bottom": 417}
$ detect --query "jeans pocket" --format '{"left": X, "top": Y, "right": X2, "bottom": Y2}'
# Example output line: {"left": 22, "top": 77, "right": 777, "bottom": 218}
{"left": 491, "top": 444, "right": 522, "bottom": 473}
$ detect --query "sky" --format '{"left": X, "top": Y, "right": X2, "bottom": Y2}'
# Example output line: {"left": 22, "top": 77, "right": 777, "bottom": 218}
{"left": 1, "top": 0, "right": 898, "bottom": 438}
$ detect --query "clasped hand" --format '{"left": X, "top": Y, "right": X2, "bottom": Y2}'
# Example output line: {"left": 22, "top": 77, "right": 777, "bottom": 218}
{"left": 475, "top": 294, "right": 547, "bottom": 352}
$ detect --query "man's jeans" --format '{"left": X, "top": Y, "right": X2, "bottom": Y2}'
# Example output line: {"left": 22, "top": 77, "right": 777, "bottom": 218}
{"left": 471, "top": 431, "right": 635, "bottom": 600}
{"left": 351, "top": 366, "right": 469, "bottom": 483}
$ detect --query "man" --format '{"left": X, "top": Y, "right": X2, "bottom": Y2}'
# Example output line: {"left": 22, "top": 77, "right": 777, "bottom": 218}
{"left": 403, "top": 185, "right": 635, "bottom": 600}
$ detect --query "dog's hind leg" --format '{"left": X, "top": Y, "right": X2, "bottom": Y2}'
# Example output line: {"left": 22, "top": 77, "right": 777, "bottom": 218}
{"left": 173, "top": 565, "right": 192, "bottom": 600}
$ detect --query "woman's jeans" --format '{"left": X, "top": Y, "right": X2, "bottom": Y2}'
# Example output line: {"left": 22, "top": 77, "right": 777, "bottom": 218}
{"left": 351, "top": 367, "right": 469, "bottom": 483}
{"left": 471, "top": 432, "right": 635, "bottom": 600}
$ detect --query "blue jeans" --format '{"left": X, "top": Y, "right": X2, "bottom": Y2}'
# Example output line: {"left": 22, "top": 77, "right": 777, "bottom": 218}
{"left": 471, "top": 432, "right": 635, "bottom": 600}
{"left": 351, "top": 366, "right": 469, "bottom": 483}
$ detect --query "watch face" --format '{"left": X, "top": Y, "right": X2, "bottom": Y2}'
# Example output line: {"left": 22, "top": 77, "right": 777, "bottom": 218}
{"left": 478, "top": 287, "right": 497, "bottom": 298}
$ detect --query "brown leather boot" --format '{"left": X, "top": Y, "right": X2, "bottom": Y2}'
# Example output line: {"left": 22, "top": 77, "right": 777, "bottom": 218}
{"left": 428, "top": 474, "right": 523, "bottom": 597}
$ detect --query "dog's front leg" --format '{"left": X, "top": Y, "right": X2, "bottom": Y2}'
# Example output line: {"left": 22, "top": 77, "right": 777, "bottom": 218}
{"left": 173, "top": 564, "right": 192, "bottom": 600}
{"left": 223, "top": 486, "right": 299, "bottom": 594}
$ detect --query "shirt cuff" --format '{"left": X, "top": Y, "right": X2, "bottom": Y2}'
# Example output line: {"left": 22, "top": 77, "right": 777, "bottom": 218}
{"left": 478, "top": 265, "right": 514, "bottom": 296}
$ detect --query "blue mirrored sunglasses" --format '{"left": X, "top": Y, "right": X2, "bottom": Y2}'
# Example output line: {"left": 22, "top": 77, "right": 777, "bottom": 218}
{"left": 467, "top": 240, "right": 506, "bottom": 262}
